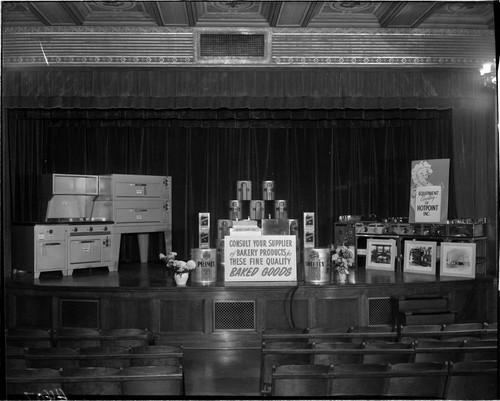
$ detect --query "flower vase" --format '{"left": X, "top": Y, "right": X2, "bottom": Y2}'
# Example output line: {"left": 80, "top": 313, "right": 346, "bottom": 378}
{"left": 174, "top": 272, "right": 189, "bottom": 286}
{"left": 337, "top": 272, "right": 347, "bottom": 284}
{"left": 348, "top": 270, "right": 356, "bottom": 284}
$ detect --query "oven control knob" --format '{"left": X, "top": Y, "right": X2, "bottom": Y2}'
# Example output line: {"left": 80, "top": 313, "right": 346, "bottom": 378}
{"left": 72, "top": 227, "right": 78, "bottom": 232}
{"left": 104, "top": 226, "right": 108, "bottom": 231}
{"left": 48, "top": 229, "right": 53, "bottom": 234}
{"left": 89, "top": 227, "right": 93, "bottom": 232}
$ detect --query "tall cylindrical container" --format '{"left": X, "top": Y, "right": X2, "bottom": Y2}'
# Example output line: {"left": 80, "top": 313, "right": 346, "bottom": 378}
{"left": 303, "top": 248, "right": 330, "bottom": 284}
{"left": 250, "top": 200, "right": 265, "bottom": 220}
{"left": 190, "top": 248, "right": 217, "bottom": 284}
{"left": 274, "top": 200, "right": 288, "bottom": 219}
{"left": 262, "top": 180, "right": 275, "bottom": 200}
{"left": 229, "top": 200, "right": 243, "bottom": 220}
{"left": 217, "top": 219, "right": 233, "bottom": 239}
{"left": 236, "top": 180, "right": 252, "bottom": 200}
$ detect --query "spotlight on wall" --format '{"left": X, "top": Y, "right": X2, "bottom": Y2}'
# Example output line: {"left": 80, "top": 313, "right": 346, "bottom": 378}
{"left": 479, "top": 60, "right": 497, "bottom": 89}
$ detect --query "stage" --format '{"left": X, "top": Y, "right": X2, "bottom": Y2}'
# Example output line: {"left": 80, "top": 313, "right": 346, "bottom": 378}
{"left": 6, "top": 263, "right": 496, "bottom": 342}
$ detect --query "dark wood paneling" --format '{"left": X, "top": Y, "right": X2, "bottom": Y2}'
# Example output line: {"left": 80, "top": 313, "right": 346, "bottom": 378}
{"left": 160, "top": 299, "right": 205, "bottom": 333}
{"left": 15, "top": 295, "right": 52, "bottom": 329}
{"left": 264, "top": 299, "right": 308, "bottom": 329}
{"left": 105, "top": 298, "right": 152, "bottom": 330}
{"left": 316, "top": 297, "right": 360, "bottom": 328}
{"left": 453, "top": 281, "right": 491, "bottom": 323}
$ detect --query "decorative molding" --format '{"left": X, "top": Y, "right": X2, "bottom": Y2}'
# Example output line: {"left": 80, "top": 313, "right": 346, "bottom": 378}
{"left": 3, "top": 55, "right": 490, "bottom": 67}
{"left": 272, "top": 56, "right": 486, "bottom": 66}
{"left": 2, "top": 26, "right": 493, "bottom": 68}
{"left": 2, "top": 26, "right": 495, "bottom": 36}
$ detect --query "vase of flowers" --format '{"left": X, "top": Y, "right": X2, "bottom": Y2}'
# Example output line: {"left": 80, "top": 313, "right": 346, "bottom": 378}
{"left": 159, "top": 252, "right": 196, "bottom": 287}
{"left": 330, "top": 245, "right": 355, "bottom": 284}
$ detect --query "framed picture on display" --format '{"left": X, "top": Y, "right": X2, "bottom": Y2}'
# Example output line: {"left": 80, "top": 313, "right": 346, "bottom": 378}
{"left": 366, "top": 238, "right": 397, "bottom": 271}
{"left": 440, "top": 242, "right": 476, "bottom": 278}
{"left": 403, "top": 240, "right": 437, "bottom": 275}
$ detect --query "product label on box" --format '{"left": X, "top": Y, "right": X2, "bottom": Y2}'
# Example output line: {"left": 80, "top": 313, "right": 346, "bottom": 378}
{"left": 224, "top": 235, "right": 297, "bottom": 282}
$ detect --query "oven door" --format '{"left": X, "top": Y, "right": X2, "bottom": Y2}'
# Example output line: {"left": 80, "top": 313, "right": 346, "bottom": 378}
{"left": 36, "top": 241, "right": 67, "bottom": 271}
{"left": 68, "top": 238, "right": 102, "bottom": 264}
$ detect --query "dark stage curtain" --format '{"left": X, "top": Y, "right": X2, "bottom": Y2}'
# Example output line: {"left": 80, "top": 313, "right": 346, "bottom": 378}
{"left": 7, "top": 108, "right": 453, "bottom": 261}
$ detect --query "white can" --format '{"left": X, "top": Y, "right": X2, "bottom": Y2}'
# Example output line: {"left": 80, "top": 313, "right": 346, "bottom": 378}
{"left": 303, "top": 248, "right": 330, "bottom": 284}
{"left": 262, "top": 181, "right": 275, "bottom": 200}
{"left": 190, "top": 248, "right": 217, "bottom": 284}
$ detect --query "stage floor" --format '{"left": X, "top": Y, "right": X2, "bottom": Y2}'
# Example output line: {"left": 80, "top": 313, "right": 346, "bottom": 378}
{"left": 10, "top": 261, "right": 470, "bottom": 289}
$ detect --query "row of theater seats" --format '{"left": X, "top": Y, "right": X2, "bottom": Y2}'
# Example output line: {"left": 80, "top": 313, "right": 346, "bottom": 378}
{"left": 7, "top": 366, "right": 184, "bottom": 398}
{"left": 262, "top": 322, "right": 498, "bottom": 343}
{"left": 268, "top": 360, "right": 497, "bottom": 398}
{"left": 6, "top": 328, "right": 155, "bottom": 348}
{"left": 260, "top": 322, "right": 498, "bottom": 398}
{"left": 5, "top": 328, "right": 184, "bottom": 398}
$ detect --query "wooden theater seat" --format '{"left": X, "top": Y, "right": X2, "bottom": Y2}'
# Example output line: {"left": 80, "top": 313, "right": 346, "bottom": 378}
{"left": 306, "top": 326, "right": 352, "bottom": 343}
{"left": 79, "top": 346, "right": 132, "bottom": 368}
{"left": 270, "top": 364, "right": 333, "bottom": 397}
{"left": 462, "top": 339, "right": 498, "bottom": 362}
{"left": 6, "top": 368, "right": 64, "bottom": 398}
{"left": 440, "top": 322, "right": 485, "bottom": 341}
{"left": 414, "top": 339, "right": 466, "bottom": 363}
{"left": 262, "top": 327, "right": 309, "bottom": 342}
{"left": 446, "top": 360, "right": 498, "bottom": 400}
{"left": 25, "top": 347, "right": 80, "bottom": 369}
{"left": 120, "top": 365, "right": 185, "bottom": 397}
{"left": 398, "top": 324, "right": 444, "bottom": 342}
{"left": 129, "top": 345, "right": 183, "bottom": 366}
{"left": 259, "top": 341, "right": 312, "bottom": 395}
{"left": 386, "top": 362, "right": 450, "bottom": 399}
{"left": 54, "top": 328, "right": 102, "bottom": 348}
{"left": 362, "top": 341, "right": 415, "bottom": 364}
{"left": 99, "top": 328, "right": 153, "bottom": 347}
{"left": 313, "top": 341, "right": 365, "bottom": 365}
{"left": 6, "top": 346, "right": 26, "bottom": 369}
{"left": 6, "top": 329, "right": 53, "bottom": 348}
{"left": 329, "top": 363, "right": 391, "bottom": 398}
{"left": 61, "top": 367, "right": 122, "bottom": 397}
{"left": 348, "top": 325, "right": 398, "bottom": 343}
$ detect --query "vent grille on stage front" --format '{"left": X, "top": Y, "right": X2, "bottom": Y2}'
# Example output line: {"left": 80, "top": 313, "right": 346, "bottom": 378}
{"left": 368, "top": 297, "right": 394, "bottom": 326}
{"left": 200, "top": 34, "right": 265, "bottom": 57}
{"left": 60, "top": 299, "right": 99, "bottom": 329}
{"left": 213, "top": 301, "right": 255, "bottom": 331}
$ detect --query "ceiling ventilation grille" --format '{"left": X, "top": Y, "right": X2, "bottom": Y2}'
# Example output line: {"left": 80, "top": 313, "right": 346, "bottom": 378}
{"left": 199, "top": 33, "right": 265, "bottom": 58}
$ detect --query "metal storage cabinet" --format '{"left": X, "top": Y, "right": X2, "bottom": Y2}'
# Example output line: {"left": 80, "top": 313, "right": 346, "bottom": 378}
{"left": 97, "top": 174, "right": 172, "bottom": 269}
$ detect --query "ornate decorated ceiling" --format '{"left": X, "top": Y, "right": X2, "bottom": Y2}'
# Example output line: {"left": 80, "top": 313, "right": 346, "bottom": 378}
{"left": 1, "top": 1, "right": 496, "bottom": 68}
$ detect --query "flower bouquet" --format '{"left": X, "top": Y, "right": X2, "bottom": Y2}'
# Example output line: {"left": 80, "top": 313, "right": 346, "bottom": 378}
{"left": 330, "top": 245, "right": 355, "bottom": 282}
{"left": 159, "top": 252, "right": 196, "bottom": 276}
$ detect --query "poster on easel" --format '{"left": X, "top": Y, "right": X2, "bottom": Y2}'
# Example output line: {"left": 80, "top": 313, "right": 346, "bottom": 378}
{"left": 409, "top": 159, "right": 449, "bottom": 223}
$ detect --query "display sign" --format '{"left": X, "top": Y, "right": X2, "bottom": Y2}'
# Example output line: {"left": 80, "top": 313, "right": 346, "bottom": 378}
{"left": 409, "top": 159, "right": 449, "bottom": 223}
{"left": 414, "top": 186, "right": 442, "bottom": 222}
{"left": 224, "top": 235, "right": 297, "bottom": 282}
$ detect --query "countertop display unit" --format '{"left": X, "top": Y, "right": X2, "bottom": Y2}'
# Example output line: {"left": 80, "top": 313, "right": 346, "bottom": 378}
{"left": 334, "top": 221, "right": 488, "bottom": 275}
